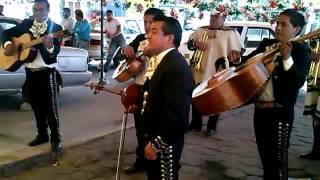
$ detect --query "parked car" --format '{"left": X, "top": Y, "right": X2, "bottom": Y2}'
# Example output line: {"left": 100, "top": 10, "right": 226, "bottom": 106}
{"left": 178, "top": 21, "right": 275, "bottom": 62}
{"left": 88, "top": 17, "right": 144, "bottom": 60}
{"left": 0, "top": 16, "right": 92, "bottom": 96}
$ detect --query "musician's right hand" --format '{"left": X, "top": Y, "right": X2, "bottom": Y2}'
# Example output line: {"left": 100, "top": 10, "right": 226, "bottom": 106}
{"left": 194, "top": 40, "right": 207, "bottom": 51}
{"left": 122, "top": 46, "right": 135, "bottom": 59}
{"left": 124, "top": 105, "right": 137, "bottom": 114}
{"left": 4, "top": 44, "right": 15, "bottom": 56}
{"left": 311, "top": 52, "right": 320, "bottom": 62}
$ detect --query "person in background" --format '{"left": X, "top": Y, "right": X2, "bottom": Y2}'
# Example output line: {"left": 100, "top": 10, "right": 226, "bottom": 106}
{"left": 0, "top": 5, "right": 4, "bottom": 16}
{"left": 60, "top": 7, "right": 74, "bottom": 46}
{"left": 302, "top": 51, "right": 320, "bottom": 160}
{"left": 188, "top": 10, "right": 243, "bottom": 136}
{"left": 2, "top": 0, "right": 63, "bottom": 154}
{"left": 120, "top": 8, "right": 164, "bottom": 174}
{"left": 242, "top": 9, "right": 311, "bottom": 179}
{"left": 103, "top": 10, "right": 125, "bottom": 72}
{"left": 141, "top": 15, "right": 194, "bottom": 180}
{"left": 73, "top": 9, "right": 90, "bottom": 50}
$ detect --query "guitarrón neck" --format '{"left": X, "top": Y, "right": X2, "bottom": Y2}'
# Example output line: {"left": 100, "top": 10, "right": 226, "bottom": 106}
{"left": 21, "top": 37, "right": 43, "bottom": 50}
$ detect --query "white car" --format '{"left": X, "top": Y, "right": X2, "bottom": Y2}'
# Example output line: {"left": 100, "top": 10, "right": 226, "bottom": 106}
{"left": 88, "top": 17, "right": 144, "bottom": 60}
{"left": 178, "top": 21, "right": 275, "bottom": 62}
{"left": 0, "top": 17, "right": 92, "bottom": 96}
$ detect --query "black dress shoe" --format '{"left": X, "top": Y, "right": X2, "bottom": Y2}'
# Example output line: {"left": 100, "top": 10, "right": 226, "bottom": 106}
{"left": 28, "top": 135, "right": 49, "bottom": 146}
{"left": 188, "top": 124, "right": 202, "bottom": 132}
{"left": 300, "top": 150, "right": 320, "bottom": 160}
{"left": 123, "top": 164, "right": 146, "bottom": 174}
{"left": 204, "top": 129, "right": 215, "bottom": 137}
{"left": 51, "top": 142, "right": 63, "bottom": 154}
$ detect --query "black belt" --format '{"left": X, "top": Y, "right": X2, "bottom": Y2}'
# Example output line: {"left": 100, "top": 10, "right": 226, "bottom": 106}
{"left": 26, "top": 67, "right": 52, "bottom": 72}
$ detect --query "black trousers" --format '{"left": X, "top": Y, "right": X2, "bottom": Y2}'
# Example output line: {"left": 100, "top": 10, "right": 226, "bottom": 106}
{"left": 26, "top": 68, "right": 61, "bottom": 144}
{"left": 191, "top": 103, "right": 219, "bottom": 131}
{"left": 146, "top": 136, "right": 183, "bottom": 180}
{"left": 311, "top": 116, "right": 320, "bottom": 151}
{"left": 254, "top": 106, "right": 294, "bottom": 180}
{"left": 133, "top": 86, "right": 147, "bottom": 166}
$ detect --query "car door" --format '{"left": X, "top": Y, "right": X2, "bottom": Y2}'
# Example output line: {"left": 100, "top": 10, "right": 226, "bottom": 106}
{"left": 0, "top": 17, "right": 26, "bottom": 93}
{"left": 244, "top": 27, "right": 275, "bottom": 56}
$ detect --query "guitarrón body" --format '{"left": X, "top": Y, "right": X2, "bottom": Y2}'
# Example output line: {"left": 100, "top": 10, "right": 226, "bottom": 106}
{"left": 192, "top": 29, "right": 320, "bottom": 116}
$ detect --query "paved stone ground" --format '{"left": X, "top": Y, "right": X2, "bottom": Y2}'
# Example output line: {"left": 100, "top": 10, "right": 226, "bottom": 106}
{"left": 1, "top": 92, "right": 320, "bottom": 180}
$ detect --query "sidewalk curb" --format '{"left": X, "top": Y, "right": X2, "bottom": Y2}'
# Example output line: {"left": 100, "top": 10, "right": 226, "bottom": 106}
{"left": 0, "top": 125, "right": 134, "bottom": 178}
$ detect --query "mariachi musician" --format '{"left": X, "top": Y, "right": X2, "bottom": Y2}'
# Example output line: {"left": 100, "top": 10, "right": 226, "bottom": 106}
{"left": 118, "top": 8, "right": 164, "bottom": 173}
{"left": 302, "top": 39, "right": 320, "bottom": 160}
{"left": 241, "top": 9, "right": 311, "bottom": 179}
{"left": 187, "top": 10, "right": 243, "bottom": 136}
{"left": 1, "top": 0, "right": 63, "bottom": 153}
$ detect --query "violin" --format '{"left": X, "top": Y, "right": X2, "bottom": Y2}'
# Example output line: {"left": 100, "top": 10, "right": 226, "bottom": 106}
{"left": 112, "top": 47, "right": 146, "bottom": 82}
{"left": 84, "top": 83, "right": 142, "bottom": 109}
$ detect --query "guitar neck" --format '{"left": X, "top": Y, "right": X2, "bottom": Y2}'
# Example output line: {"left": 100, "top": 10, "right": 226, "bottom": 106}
{"left": 22, "top": 37, "right": 43, "bottom": 50}
{"left": 20, "top": 29, "right": 68, "bottom": 50}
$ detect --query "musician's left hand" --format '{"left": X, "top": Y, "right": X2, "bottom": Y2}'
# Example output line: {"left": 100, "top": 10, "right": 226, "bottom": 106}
{"left": 279, "top": 41, "right": 292, "bottom": 61}
{"left": 311, "top": 52, "right": 320, "bottom": 62}
{"left": 42, "top": 35, "right": 54, "bottom": 49}
{"left": 227, "top": 50, "right": 241, "bottom": 64}
{"left": 144, "top": 142, "right": 159, "bottom": 160}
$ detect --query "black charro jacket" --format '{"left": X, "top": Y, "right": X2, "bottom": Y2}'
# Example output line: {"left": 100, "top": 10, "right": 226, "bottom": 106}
{"left": 243, "top": 38, "right": 311, "bottom": 107}
{"left": 141, "top": 49, "right": 194, "bottom": 144}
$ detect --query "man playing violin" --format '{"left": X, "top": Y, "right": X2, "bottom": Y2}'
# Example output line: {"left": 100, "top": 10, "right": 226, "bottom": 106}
{"left": 187, "top": 10, "right": 244, "bottom": 136}
{"left": 119, "top": 8, "right": 164, "bottom": 174}
{"left": 242, "top": 9, "right": 311, "bottom": 179}
{"left": 1, "top": 0, "right": 63, "bottom": 154}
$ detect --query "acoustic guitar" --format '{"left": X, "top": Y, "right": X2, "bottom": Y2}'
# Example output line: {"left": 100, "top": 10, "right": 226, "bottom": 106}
{"left": 0, "top": 30, "right": 68, "bottom": 72}
{"left": 192, "top": 29, "right": 320, "bottom": 116}
{"left": 112, "top": 47, "right": 145, "bottom": 83}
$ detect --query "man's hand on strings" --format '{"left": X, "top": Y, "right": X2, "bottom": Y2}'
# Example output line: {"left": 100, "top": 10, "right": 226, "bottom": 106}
{"left": 43, "top": 35, "right": 54, "bottom": 49}
{"left": 279, "top": 41, "right": 292, "bottom": 61}
{"left": 4, "top": 43, "right": 15, "bottom": 56}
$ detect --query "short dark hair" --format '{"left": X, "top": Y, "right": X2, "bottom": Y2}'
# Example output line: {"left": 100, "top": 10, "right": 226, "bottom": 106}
{"left": 75, "top": 9, "right": 83, "bottom": 19}
{"left": 144, "top": 8, "right": 163, "bottom": 17}
{"left": 34, "top": 0, "right": 50, "bottom": 10}
{"left": 153, "top": 15, "right": 182, "bottom": 48}
{"left": 279, "top": 9, "right": 306, "bottom": 35}
{"left": 106, "top": 10, "right": 112, "bottom": 14}
{"left": 63, "top": 7, "right": 70, "bottom": 13}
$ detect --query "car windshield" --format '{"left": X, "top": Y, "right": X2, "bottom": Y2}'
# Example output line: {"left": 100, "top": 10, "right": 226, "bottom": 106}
{"left": 0, "top": 20, "right": 18, "bottom": 42}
